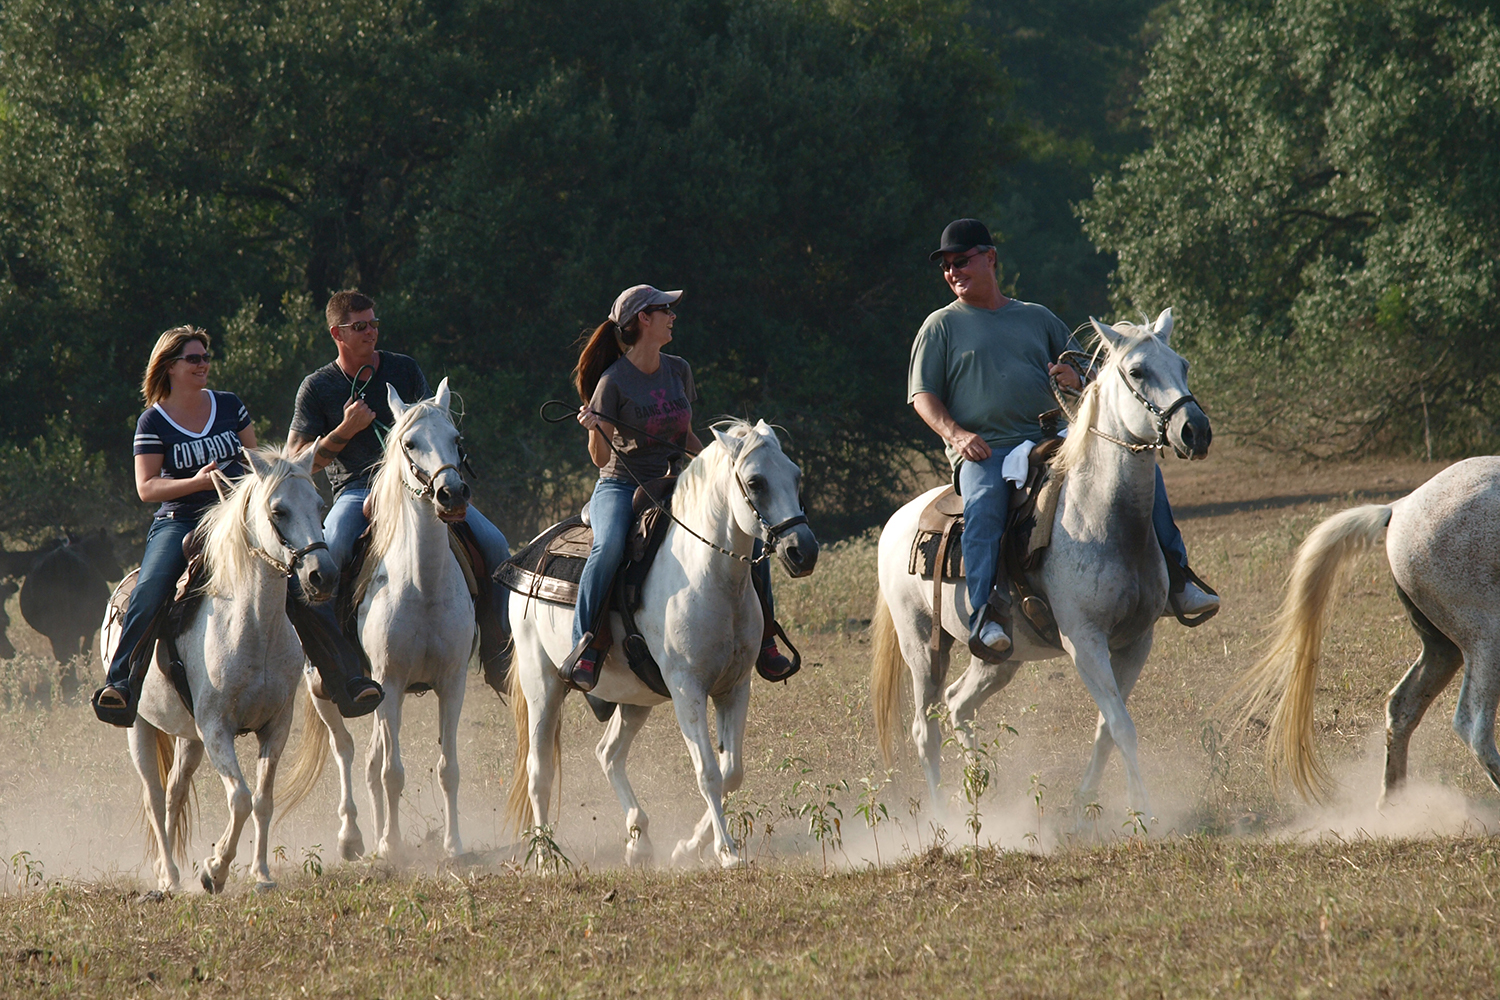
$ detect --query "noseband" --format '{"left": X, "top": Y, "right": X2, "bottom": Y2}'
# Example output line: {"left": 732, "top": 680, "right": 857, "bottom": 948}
{"left": 733, "top": 469, "right": 808, "bottom": 558}
{"left": 401, "top": 442, "right": 463, "bottom": 504}
{"left": 1089, "top": 367, "right": 1200, "bottom": 454}
{"left": 248, "top": 483, "right": 329, "bottom": 578}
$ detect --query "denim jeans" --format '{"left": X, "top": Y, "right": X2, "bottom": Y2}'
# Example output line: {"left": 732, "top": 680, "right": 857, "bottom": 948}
{"left": 572, "top": 477, "right": 637, "bottom": 646}
{"left": 324, "top": 487, "right": 511, "bottom": 571}
{"left": 958, "top": 456, "right": 1190, "bottom": 628}
{"left": 104, "top": 514, "right": 197, "bottom": 687}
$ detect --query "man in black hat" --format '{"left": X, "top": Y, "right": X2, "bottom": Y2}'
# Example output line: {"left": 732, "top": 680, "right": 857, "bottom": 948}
{"left": 908, "top": 219, "right": 1217, "bottom": 662}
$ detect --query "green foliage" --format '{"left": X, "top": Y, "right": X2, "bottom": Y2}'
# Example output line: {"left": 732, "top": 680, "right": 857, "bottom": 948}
{"left": 1086, "top": 0, "right": 1500, "bottom": 456}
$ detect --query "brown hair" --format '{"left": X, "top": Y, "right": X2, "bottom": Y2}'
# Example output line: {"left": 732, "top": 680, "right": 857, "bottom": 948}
{"left": 141, "top": 326, "right": 211, "bottom": 406}
{"left": 326, "top": 290, "right": 375, "bottom": 330}
{"left": 572, "top": 317, "right": 640, "bottom": 402}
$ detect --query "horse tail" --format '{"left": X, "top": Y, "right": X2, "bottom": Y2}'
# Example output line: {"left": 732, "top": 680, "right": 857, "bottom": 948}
{"left": 871, "top": 589, "right": 907, "bottom": 768}
{"left": 275, "top": 684, "right": 329, "bottom": 822}
{"left": 504, "top": 660, "right": 535, "bottom": 834}
{"left": 1231, "top": 503, "right": 1392, "bottom": 802}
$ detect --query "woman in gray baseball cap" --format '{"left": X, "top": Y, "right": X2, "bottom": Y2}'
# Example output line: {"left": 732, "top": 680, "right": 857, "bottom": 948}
{"left": 561, "top": 284, "right": 796, "bottom": 691}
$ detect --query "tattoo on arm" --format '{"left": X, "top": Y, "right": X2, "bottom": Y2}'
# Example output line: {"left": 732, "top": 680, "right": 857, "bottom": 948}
{"left": 315, "top": 444, "right": 338, "bottom": 462}
{"left": 325, "top": 431, "right": 350, "bottom": 446}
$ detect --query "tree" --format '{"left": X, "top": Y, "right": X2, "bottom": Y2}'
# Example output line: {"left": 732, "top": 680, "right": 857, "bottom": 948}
{"left": 1085, "top": 0, "right": 1500, "bottom": 456}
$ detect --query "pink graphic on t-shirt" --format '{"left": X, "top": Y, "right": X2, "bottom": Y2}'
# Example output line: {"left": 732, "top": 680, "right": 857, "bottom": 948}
{"left": 646, "top": 387, "right": 688, "bottom": 441}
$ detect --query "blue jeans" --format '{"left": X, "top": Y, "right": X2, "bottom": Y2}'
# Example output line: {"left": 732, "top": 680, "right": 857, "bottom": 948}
{"left": 104, "top": 514, "right": 197, "bottom": 687}
{"left": 957, "top": 456, "right": 1190, "bottom": 628}
{"left": 325, "top": 487, "right": 511, "bottom": 572}
{"left": 573, "top": 477, "right": 636, "bottom": 646}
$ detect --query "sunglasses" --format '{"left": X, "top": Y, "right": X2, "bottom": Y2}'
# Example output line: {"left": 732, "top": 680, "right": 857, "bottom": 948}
{"left": 939, "top": 249, "right": 988, "bottom": 273}
{"left": 337, "top": 319, "right": 381, "bottom": 332}
{"left": 642, "top": 304, "right": 676, "bottom": 316}
{"left": 173, "top": 352, "right": 213, "bottom": 365}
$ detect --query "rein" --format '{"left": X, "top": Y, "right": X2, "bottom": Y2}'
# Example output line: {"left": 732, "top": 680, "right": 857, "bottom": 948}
{"left": 1052, "top": 364, "right": 1198, "bottom": 455}
{"left": 540, "top": 400, "right": 806, "bottom": 566}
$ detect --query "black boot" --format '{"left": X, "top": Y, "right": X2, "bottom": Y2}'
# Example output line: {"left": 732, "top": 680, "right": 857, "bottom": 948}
{"left": 752, "top": 556, "right": 800, "bottom": 681}
{"left": 285, "top": 582, "right": 383, "bottom": 717}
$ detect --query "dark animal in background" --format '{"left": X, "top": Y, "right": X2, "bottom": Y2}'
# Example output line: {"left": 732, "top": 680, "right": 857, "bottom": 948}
{"left": 19, "top": 529, "right": 123, "bottom": 699}
{"left": 0, "top": 579, "right": 18, "bottom": 660}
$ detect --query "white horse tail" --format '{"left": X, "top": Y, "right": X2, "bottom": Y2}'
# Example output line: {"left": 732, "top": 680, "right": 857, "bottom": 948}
{"left": 870, "top": 589, "right": 907, "bottom": 768}
{"left": 275, "top": 686, "right": 329, "bottom": 822}
{"left": 1233, "top": 503, "right": 1392, "bottom": 802}
{"left": 140, "top": 729, "right": 195, "bottom": 866}
{"left": 505, "top": 661, "right": 534, "bottom": 833}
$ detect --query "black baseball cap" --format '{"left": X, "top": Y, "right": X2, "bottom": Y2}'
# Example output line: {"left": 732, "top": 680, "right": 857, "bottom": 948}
{"left": 929, "top": 218, "right": 995, "bottom": 261}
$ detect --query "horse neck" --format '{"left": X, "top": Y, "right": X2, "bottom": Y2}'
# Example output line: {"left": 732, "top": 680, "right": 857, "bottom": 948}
{"left": 215, "top": 529, "right": 290, "bottom": 631}
{"left": 1068, "top": 382, "right": 1158, "bottom": 531}
{"left": 668, "top": 469, "right": 755, "bottom": 592}
{"left": 382, "top": 491, "right": 454, "bottom": 586}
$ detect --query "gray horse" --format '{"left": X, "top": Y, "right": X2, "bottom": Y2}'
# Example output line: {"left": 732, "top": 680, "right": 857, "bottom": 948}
{"left": 1236, "top": 456, "right": 1500, "bottom": 805}
{"left": 872, "top": 309, "right": 1211, "bottom": 820}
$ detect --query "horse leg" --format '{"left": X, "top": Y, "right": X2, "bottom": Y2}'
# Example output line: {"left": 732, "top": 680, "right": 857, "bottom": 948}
{"left": 668, "top": 683, "right": 741, "bottom": 868}
{"left": 309, "top": 678, "right": 365, "bottom": 860}
{"left": 436, "top": 675, "right": 466, "bottom": 857}
{"left": 248, "top": 708, "right": 295, "bottom": 888}
{"left": 1066, "top": 631, "right": 1151, "bottom": 820}
{"left": 1074, "top": 632, "right": 1152, "bottom": 815}
{"left": 1381, "top": 606, "right": 1464, "bottom": 806}
{"left": 594, "top": 703, "right": 655, "bottom": 866}
{"left": 163, "top": 738, "right": 204, "bottom": 859}
{"left": 364, "top": 720, "right": 387, "bottom": 850}
{"left": 370, "top": 694, "right": 406, "bottom": 858}
{"left": 199, "top": 724, "right": 254, "bottom": 894}
{"left": 127, "top": 720, "right": 178, "bottom": 892}
{"left": 1450, "top": 644, "right": 1500, "bottom": 794}
{"left": 679, "top": 680, "right": 752, "bottom": 864}
{"left": 946, "top": 658, "right": 1021, "bottom": 748}
{"left": 901, "top": 609, "right": 949, "bottom": 807}
{"left": 523, "top": 681, "right": 566, "bottom": 833}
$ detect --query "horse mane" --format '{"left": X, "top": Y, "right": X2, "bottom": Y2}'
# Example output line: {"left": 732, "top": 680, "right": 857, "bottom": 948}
{"left": 196, "top": 446, "right": 303, "bottom": 594}
{"left": 671, "top": 418, "right": 770, "bottom": 532}
{"left": 355, "top": 396, "right": 451, "bottom": 597}
{"left": 1052, "top": 319, "right": 1154, "bottom": 475}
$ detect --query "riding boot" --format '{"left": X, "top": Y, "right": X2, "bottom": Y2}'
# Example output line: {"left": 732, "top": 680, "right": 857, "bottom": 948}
{"left": 93, "top": 594, "right": 175, "bottom": 727}
{"left": 751, "top": 558, "right": 800, "bottom": 682}
{"left": 285, "top": 580, "right": 384, "bottom": 718}
{"left": 968, "top": 581, "right": 1014, "bottom": 664}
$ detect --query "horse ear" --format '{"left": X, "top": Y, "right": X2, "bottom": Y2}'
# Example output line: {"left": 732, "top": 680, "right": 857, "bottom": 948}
{"left": 387, "top": 382, "right": 409, "bottom": 420}
{"left": 432, "top": 377, "right": 451, "bottom": 413}
{"left": 1089, "top": 316, "right": 1124, "bottom": 350}
{"left": 292, "top": 443, "right": 317, "bottom": 477}
{"left": 1152, "top": 307, "right": 1174, "bottom": 345}
{"left": 712, "top": 426, "right": 744, "bottom": 459}
{"left": 244, "top": 448, "right": 272, "bottom": 479}
{"left": 753, "top": 418, "right": 776, "bottom": 442}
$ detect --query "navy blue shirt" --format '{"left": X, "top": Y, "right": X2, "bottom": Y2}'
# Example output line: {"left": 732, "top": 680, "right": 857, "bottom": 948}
{"left": 133, "top": 390, "right": 252, "bottom": 520}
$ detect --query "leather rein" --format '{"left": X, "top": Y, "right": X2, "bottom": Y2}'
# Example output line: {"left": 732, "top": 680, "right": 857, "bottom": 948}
{"left": 1053, "top": 357, "right": 1199, "bottom": 455}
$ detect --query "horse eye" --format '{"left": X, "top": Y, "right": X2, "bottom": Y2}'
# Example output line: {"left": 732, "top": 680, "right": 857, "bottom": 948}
{"left": 270, "top": 507, "right": 288, "bottom": 520}
{"left": 1130, "top": 367, "right": 1146, "bottom": 380}
{"left": 747, "top": 476, "right": 767, "bottom": 492}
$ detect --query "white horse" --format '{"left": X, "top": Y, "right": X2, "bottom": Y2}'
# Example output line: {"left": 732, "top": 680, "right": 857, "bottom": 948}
{"left": 871, "top": 310, "right": 1212, "bottom": 820}
{"left": 284, "top": 378, "right": 476, "bottom": 860}
{"left": 100, "top": 446, "right": 336, "bottom": 892}
{"left": 1235, "top": 456, "right": 1500, "bottom": 806}
{"left": 506, "top": 419, "right": 818, "bottom": 867}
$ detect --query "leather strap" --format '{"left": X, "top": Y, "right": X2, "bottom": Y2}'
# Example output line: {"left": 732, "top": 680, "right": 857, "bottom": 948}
{"left": 931, "top": 515, "right": 959, "bottom": 674}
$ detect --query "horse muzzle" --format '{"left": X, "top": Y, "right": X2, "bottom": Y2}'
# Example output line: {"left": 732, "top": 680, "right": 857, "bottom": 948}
{"left": 775, "top": 524, "right": 820, "bottom": 578}
{"left": 1169, "top": 403, "right": 1212, "bottom": 460}
{"left": 298, "top": 551, "right": 339, "bottom": 605}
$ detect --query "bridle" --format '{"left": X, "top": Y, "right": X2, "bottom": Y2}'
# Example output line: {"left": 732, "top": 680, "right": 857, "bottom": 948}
{"left": 732, "top": 465, "right": 808, "bottom": 562}
{"left": 248, "top": 477, "right": 329, "bottom": 578}
{"left": 401, "top": 440, "right": 462, "bottom": 504}
{"left": 1057, "top": 363, "right": 1200, "bottom": 455}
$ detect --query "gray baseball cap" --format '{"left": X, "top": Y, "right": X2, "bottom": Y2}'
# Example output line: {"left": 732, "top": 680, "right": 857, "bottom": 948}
{"left": 610, "top": 284, "right": 683, "bottom": 326}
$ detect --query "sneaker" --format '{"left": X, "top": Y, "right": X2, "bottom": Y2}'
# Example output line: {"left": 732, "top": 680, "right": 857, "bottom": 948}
{"left": 979, "top": 620, "right": 1012, "bottom": 654}
{"left": 564, "top": 647, "right": 602, "bottom": 693}
{"left": 1168, "top": 580, "right": 1220, "bottom": 618}
{"left": 756, "top": 639, "right": 796, "bottom": 682}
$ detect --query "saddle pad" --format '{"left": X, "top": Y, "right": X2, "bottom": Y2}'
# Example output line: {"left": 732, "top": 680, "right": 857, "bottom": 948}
{"left": 494, "top": 516, "right": 590, "bottom": 606}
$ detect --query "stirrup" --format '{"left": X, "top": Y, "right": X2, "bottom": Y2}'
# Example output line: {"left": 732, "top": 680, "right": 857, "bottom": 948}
{"left": 1167, "top": 566, "right": 1220, "bottom": 627}
{"left": 339, "top": 677, "right": 384, "bottom": 718}
{"left": 756, "top": 627, "right": 801, "bottom": 683}
{"left": 559, "top": 633, "right": 601, "bottom": 693}
{"left": 92, "top": 684, "right": 136, "bottom": 728}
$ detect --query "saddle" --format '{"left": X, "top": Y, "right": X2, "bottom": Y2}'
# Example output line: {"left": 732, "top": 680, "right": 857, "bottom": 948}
{"left": 909, "top": 436, "right": 1067, "bottom": 652}
{"left": 494, "top": 477, "right": 680, "bottom": 707}
{"left": 336, "top": 517, "right": 510, "bottom": 696}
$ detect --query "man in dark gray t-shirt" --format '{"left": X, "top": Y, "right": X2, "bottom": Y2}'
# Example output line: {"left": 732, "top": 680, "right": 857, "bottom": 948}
{"left": 286, "top": 291, "right": 510, "bottom": 574}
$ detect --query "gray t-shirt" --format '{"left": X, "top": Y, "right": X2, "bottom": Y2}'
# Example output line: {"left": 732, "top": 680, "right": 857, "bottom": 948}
{"left": 289, "top": 351, "right": 430, "bottom": 495}
{"left": 590, "top": 353, "right": 697, "bottom": 482}
{"left": 907, "top": 298, "right": 1077, "bottom": 467}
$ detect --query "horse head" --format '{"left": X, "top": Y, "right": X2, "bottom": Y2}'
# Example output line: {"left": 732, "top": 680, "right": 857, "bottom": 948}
{"left": 241, "top": 447, "right": 338, "bottom": 602}
{"left": 1088, "top": 308, "right": 1211, "bottom": 460}
{"left": 388, "top": 377, "right": 470, "bottom": 522}
{"left": 711, "top": 419, "right": 819, "bottom": 578}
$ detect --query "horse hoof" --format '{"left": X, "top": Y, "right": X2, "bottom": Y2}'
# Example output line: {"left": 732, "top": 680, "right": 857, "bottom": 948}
{"left": 340, "top": 836, "right": 365, "bottom": 862}
{"left": 624, "top": 838, "right": 655, "bottom": 868}
{"left": 199, "top": 870, "right": 220, "bottom": 895}
{"left": 718, "top": 852, "right": 747, "bottom": 870}
{"left": 254, "top": 881, "right": 278, "bottom": 894}
{"left": 669, "top": 840, "right": 703, "bottom": 867}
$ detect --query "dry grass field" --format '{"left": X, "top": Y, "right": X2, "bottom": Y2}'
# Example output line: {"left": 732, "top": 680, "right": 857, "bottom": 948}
{"left": 3, "top": 443, "right": 1500, "bottom": 997}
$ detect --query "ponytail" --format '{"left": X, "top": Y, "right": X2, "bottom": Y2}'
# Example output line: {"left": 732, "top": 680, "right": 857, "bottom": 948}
{"left": 573, "top": 316, "right": 641, "bottom": 401}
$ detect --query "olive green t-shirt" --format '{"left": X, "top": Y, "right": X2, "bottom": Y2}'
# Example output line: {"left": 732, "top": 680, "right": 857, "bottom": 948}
{"left": 907, "top": 298, "right": 1077, "bottom": 468}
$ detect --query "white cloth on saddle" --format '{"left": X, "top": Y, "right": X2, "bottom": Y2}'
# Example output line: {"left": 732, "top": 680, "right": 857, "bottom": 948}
{"left": 1001, "top": 428, "right": 1067, "bottom": 488}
